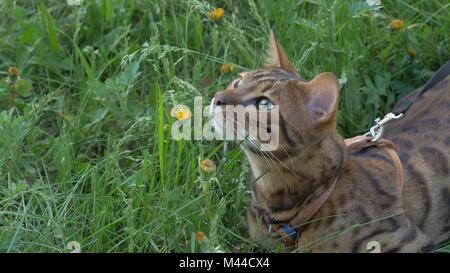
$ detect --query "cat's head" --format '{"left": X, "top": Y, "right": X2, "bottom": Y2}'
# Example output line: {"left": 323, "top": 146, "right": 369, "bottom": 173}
{"left": 212, "top": 32, "right": 340, "bottom": 157}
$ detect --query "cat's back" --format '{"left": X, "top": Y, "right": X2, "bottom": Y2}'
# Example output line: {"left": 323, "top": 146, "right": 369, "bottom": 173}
{"left": 386, "top": 73, "right": 450, "bottom": 159}
{"left": 384, "top": 71, "right": 450, "bottom": 244}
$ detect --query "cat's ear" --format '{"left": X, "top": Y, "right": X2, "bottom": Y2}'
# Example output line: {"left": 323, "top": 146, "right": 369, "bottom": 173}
{"left": 265, "top": 31, "right": 299, "bottom": 76}
{"left": 304, "top": 72, "right": 339, "bottom": 126}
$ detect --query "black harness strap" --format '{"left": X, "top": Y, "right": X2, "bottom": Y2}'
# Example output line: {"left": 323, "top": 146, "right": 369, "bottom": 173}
{"left": 393, "top": 60, "right": 450, "bottom": 115}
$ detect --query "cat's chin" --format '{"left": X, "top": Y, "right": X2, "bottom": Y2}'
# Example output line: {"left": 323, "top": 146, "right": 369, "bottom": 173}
{"left": 211, "top": 108, "right": 225, "bottom": 139}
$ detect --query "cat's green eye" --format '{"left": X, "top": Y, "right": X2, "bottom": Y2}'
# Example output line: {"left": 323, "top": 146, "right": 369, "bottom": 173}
{"left": 232, "top": 79, "right": 242, "bottom": 89}
{"left": 258, "top": 98, "right": 274, "bottom": 109}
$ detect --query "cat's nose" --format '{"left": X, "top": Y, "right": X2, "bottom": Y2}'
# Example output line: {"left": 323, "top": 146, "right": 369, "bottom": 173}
{"left": 214, "top": 92, "right": 228, "bottom": 105}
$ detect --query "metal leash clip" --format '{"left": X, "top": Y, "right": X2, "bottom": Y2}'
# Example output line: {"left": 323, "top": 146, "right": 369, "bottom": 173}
{"left": 364, "top": 112, "right": 404, "bottom": 141}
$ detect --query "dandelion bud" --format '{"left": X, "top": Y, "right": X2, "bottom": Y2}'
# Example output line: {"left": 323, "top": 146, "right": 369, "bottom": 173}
{"left": 221, "top": 64, "right": 236, "bottom": 73}
{"left": 8, "top": 66, "right": 20, "bottom": 77}
{"left": 390, "top": 19, "right": 404, "bottom": 31}
{"left": 196, "top": 231, "right": 206, "bottom": 242}
{"left": 200, "top": 159, "right": 216, "bottom": 174}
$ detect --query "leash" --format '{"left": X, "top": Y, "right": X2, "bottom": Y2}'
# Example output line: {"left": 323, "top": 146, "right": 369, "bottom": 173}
{"left": 392, "top": 60, "right": 450, "bottom": 116}
{"left": 365, "top": 60, "right": 450, "bottom": 141}
{"left": 345, "top": 135, "right": 405, "bottom": 192}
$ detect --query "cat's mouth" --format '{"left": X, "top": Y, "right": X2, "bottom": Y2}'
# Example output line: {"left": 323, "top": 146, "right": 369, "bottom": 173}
{"left": 210, "top": 98, "right": 279, "bottom": 152}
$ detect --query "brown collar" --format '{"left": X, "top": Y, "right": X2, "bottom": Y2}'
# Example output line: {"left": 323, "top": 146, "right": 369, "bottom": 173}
{"left": 286, "top": 175, "right": 339, "bottom": 230}
{"left": 289, "top": 135, "right": 405, "bottom": 227}
{"left": 267, "top": 135, "right": 405, "bottom": 246}
{"left": 260, "top": 174, "right": 339, "bottom": 247}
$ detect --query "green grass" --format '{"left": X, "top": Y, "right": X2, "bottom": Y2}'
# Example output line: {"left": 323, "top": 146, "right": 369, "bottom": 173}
{"left": 0, "top": 0, "right": 449, "bottom": 252}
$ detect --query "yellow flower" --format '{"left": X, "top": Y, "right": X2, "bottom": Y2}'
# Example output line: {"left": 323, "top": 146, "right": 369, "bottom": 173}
{"left": 210, "top": 8, "right": 224, "bottom": 21}
{"left": 408, "top": 49, "right": 417, "bottom": 57}
{"left": 200, "top": 159, "right": 216, "bottom": 174}
{"left": 390, "top": 19, "right": 404, "bottom": 31}
{"left": 170, "top": 105, "right": 192, "bottom": 121}
{"left": 176, "top": 108, "right": 191, "bottom": 121}
{"left": 196, "top": 231, "right": 206, "bottom": 242}
{"left": 8, "top": 66, "right": 20, "bottom": 77}
{"left": 221, "top": 63, "right": 236, "bottom": 73}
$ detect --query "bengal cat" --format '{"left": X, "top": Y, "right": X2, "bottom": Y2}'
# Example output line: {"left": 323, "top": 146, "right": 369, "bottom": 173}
{"left": 212, "top": 32, "right": 450, "bottom": 252}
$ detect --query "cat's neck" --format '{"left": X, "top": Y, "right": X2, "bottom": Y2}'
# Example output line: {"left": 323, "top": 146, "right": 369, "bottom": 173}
{"left": 245, "top": 131, "right": 347, "bottom": 206}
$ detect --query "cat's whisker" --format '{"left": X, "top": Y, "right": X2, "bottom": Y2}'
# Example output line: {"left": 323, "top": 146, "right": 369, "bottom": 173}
{"left": 233, "top": 121, "right": 280, "bottom": 171}
{"left": 241, "top": 117, "right": 300, "bottom": 179}
{"left": 230, "top": 118, "right": 282, "bottom": 176}
{"left": 235, "top": 119, "right": 298, "bottom": 179}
